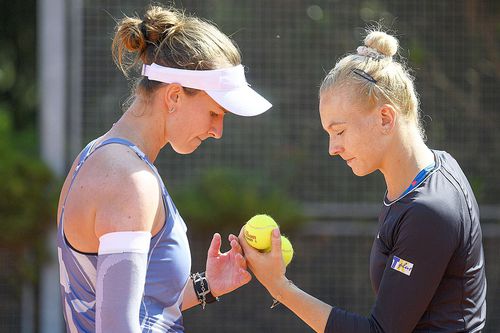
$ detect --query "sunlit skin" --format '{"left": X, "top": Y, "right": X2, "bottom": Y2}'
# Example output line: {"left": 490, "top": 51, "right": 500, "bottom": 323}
{"left": 319, "top": 86, "right": 434, "bottom": 200}
{"left": 105, "top": 83, "right": 228, "bottom": 162}
{"left": 162, "top": 86, "right": 228, "bottom": 155}
{"left": 57, "top": 81, "right": 251, "bottom": 312}
{"left": 319, "top": 86, "right": 389, "bottom": 177}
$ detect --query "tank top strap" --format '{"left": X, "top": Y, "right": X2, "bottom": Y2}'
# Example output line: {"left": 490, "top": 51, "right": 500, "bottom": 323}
{"left": 75, "top": 139, "right": 98, "bottom": 173}
{"left": 95, "top": 138, "right": 148, "bottom": 161}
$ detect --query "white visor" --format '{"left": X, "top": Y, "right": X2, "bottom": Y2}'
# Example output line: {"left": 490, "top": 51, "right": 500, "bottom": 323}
{"left": 142, "top": 63, "right": 272, "bottom": 117}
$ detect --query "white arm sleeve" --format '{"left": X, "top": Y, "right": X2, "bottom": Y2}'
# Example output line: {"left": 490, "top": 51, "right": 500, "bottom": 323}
{"left": 96, "top": 231, "right": 151, "bottom": 333}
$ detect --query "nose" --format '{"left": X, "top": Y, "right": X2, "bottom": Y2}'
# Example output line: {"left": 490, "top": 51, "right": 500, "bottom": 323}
{"left": 329, "top": 135, "right": 344, "bottom": 156}
{"left": 208, "top": 117, "right": 224, "bottom": 139}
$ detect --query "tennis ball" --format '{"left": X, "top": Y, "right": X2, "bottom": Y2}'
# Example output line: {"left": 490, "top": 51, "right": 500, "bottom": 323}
{"left": 280, "top": 236, "right": 294, "bottom": 266}
{"left": 244, "top": 214, "right": 278, "bottom": 250}
{"left": 263, "top": 235, "right": 294, "bottom": 266}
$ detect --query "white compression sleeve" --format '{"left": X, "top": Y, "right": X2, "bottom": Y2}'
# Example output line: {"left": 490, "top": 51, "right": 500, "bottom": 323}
{"left": 96, "top": 231, "right": 151, "bottom": 333}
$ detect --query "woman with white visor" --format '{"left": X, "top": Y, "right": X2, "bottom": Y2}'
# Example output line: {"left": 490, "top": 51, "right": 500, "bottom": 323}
{"left": 56, "top": 5, "right": 271, "bottom": 333}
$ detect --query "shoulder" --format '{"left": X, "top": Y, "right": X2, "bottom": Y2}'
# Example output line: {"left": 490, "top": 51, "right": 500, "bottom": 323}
{"left": 380, "top": 198, "right": 459, "bottom": 253}
{"left": 82, "top": 144, "right": 161, "bottom": 236}
{"left": 395, "top": 196, "right": 460, "bottom": 245}
{"left": 427, "top": 150, "right": 477, "bottom": 217}
{"left": 431, "top": 150, "right": 470, "bottom": 192}
{"left": 404, "top": 198, "right": 457, "bottom": 228}
{"left": 84, "top": 143, "right": 159, "bottom": 192}
{"left": 400, "top": 150, "right": 469, "bottom": 228}
{"left": 433, "top": 149, "right": 460, "bottom": 171}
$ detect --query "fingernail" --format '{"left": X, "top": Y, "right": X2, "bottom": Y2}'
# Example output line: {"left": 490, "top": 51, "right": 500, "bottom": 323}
{"left": 273, "top": 228, "right": 280, "bottom": 237}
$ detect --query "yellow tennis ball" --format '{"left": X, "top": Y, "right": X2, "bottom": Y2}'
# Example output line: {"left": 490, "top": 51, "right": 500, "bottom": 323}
{"left": 280, "top": 236, "right": 294, "bottom": 266}
{"left": 244, "top": 214, "right": 278, "bottom": 250}
{"left": 263, "top": 235, "right": 294, "bottom": 266}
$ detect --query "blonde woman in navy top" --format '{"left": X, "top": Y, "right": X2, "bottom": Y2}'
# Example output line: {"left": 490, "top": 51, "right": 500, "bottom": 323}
{"left": 240, "top": 28, "right": 486, "bottom": 333}
{"left": 57, "top": 5, "right": 271, "bottom": 332}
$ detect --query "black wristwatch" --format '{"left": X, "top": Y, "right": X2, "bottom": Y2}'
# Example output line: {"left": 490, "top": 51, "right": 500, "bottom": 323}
{"left": 191, "top": 271, "right": 219, "bottom": 309}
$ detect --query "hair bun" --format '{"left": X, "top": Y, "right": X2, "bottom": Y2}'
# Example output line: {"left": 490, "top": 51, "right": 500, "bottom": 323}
{"left": 142, "top": 6, "right": 183, "bottom": 43}
{"left": 363, "top": 30, "right": 398, "bottom": 58}
{"left": 115, "top": 17, "right": 146, "bottom": 53}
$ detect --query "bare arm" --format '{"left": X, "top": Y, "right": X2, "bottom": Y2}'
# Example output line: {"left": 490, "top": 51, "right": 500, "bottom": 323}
{"left": 181, "top": 276, "right": 202, "bottom": 311}
{"left": 269, "top": 277, "right": 332, "bottom": 332}
{"left": 94, "top": 164, "right": 160, "bottom": 237}
{"left": 91, "top": 152, "right": 161, "bottom": 331}
{"left": 239, "top": 227, "right": 332, "bottom": 333}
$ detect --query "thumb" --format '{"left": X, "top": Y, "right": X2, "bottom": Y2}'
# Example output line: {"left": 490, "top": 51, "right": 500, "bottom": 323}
{"left": 207, "top": 233, "right": 222, "bottom": 257}
{"left": 271, "top": 228, "right": 282, "bottom": 255}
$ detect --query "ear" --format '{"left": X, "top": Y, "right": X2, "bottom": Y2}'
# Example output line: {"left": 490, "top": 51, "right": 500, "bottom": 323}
{"left": 378, "top": 104, "right": 397, "bottom": 134}
{"left": 162, "top": 83, "right": 183, "bottom": 112}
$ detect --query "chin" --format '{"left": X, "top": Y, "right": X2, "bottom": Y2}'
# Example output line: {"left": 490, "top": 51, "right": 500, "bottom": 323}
{"left": 351, "top": 166, "right": 376, "bottom": 177}
{"left": 172, "top": 146, "right": 197, "bottom": 155}
{"left": 171, "top": 141, "right": 201, "bottom": 155}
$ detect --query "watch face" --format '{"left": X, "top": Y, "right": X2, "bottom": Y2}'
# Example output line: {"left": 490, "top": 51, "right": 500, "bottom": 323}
{"left": 192, "top": 272, "right": 218, "bottom": 308}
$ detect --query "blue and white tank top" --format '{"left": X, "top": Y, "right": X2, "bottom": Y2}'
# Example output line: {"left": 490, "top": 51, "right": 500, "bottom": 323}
{"left": 57, "top": 138, "right": 191, "bottom": 332}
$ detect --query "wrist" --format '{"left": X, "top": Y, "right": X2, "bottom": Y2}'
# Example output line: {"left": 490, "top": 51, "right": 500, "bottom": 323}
{"left": 268, "top": 276, "right": 293, "bottom": 301}
{"left": 191, "top": 271, "right": 219, "bottom": 309}
{"left": 203, "top": 271, "right": 222, "bottom": 298}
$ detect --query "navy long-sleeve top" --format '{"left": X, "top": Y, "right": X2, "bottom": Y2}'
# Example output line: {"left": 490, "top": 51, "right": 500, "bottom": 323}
{"left": 325, "top": 150, "right": 486, "bottom": 333}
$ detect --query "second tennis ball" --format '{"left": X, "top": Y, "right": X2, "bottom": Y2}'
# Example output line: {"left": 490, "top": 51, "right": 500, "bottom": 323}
{"left": 244, "top": 214, "right": 278, "bottom": 250}
{"left": 280, "top": 236, "right": 294, "bottom": 266}
{"left": 264, "top": 236, "right": 294, "bottom": 266}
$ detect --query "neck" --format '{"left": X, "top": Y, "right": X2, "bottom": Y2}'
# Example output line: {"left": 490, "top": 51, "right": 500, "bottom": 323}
{"left": 104, "top": 98, "right": 166, "bottom": 162}
{"left": 380, "top": 127, "right": 434, "bottom": 201}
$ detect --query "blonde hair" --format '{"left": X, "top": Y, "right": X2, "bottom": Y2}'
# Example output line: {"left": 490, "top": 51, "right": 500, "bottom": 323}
{"left": 112, "top": 5, "right": 241, "bottom": 96}
{"left": 320, "top": 28, "right": 423, "bottom": 137}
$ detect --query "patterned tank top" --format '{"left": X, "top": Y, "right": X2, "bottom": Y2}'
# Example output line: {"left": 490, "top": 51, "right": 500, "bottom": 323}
{"left": 57, "top": 138, "right": 191, "bottom": 332}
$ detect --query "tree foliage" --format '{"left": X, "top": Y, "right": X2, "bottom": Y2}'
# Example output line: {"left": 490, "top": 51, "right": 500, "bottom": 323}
{"left": 173, "top": 168, "right": 304, "bottom": 233}
{"left": 0, "top": 0, "right": 58, "bottom": 282}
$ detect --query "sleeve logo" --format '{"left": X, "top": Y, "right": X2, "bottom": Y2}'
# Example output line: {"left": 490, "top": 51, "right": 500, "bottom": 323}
{"left": 391, "top": 256, "right": 414, "bottom": 276}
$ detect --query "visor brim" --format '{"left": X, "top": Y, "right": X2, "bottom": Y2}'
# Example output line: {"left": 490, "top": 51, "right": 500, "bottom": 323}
{"left": 207, "top": 86, "right": 272, "bottom": 117}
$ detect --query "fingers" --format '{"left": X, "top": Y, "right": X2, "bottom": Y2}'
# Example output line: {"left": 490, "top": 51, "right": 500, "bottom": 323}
{"left": 229, "top": 235, "right": 243, "bottom": 255}
{"left": 238, "top": 228, "right": 261, "bottom": 271}
{"left": 207, "top": 233, "right": 222, "bottom": 257}
{"left": 270, "top": 228, "right": 285, "bottom": 267}
{"left": 238, "top": 226, "right": 253, "bottom": 255}
{"left": 271, "top": 228, "right": 282, "bottom": 255}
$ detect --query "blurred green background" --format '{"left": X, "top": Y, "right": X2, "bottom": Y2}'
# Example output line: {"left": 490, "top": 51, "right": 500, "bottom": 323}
{"left": 0, "top": 0, "right": 499, "bottom": 332}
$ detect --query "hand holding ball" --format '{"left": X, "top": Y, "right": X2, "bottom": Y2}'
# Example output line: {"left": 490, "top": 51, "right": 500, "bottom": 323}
{"left": 243, "top": 214, "right": 294, "bottom": 266}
